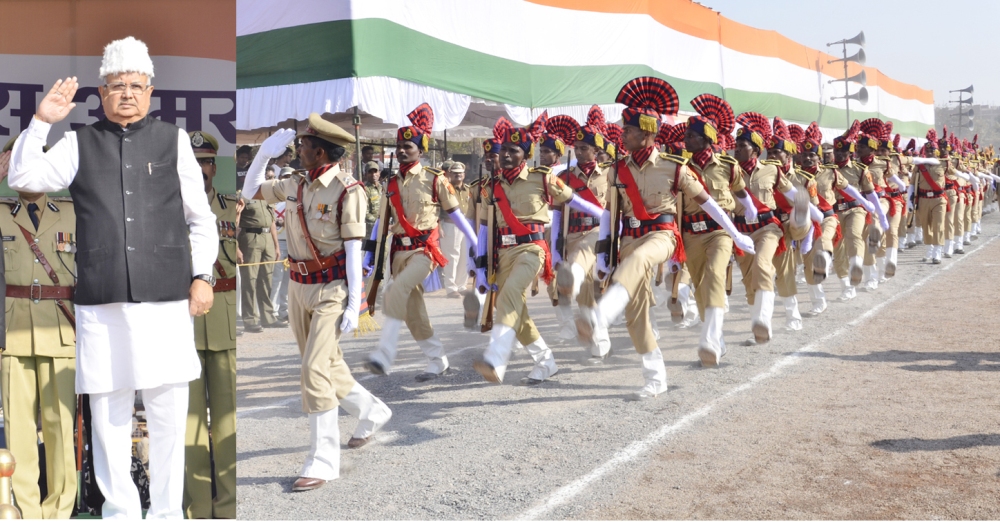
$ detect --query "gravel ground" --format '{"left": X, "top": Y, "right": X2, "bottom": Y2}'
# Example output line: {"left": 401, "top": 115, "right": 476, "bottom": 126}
{"left": 237, "top": 216, "right": 1000, "bottom": 520}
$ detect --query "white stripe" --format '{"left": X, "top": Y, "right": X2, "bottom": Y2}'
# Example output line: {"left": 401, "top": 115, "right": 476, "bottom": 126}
{"left": 517, "top": 233, "right": 997, "bottom": 520}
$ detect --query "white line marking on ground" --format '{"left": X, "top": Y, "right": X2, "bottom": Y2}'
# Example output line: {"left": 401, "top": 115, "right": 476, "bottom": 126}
{"left": 236, "top": 341, "right": 489, "bottom": 418}
{"left": 518, "top": 234, "right": 997, "bottom": 520}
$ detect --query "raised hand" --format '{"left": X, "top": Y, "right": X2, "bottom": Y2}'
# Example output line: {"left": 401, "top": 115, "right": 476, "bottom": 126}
{"left": 36, "top": 77, "right": 79, "bottom": 124}
{"left": 260, "top": 128, "right": 296, "bottom": 158}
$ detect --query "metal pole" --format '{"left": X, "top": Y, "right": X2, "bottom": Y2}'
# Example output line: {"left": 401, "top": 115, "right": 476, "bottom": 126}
{"left": 843, "top": 42, "right": 850, "bottom": 128}
{"left": 352, "top": 106, "right": 362, "bottom": 179}
{"left": 444, "top": 129, "right": 448, "bottom": 161}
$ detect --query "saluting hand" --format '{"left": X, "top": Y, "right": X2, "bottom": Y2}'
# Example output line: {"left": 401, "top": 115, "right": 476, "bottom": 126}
{"left": 36, "top": 77, "right": 79, "bottom": 124}
{"left": 189, "top": 279, "right": 215, "bottom": 317}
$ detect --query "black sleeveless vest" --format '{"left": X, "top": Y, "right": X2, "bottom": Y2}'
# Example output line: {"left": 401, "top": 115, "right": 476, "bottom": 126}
{"left": 71, "top": 116, "right": 191, "bottom": 305}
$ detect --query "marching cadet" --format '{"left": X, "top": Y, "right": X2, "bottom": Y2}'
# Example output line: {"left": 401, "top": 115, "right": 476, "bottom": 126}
{"left": 731, "top": 114, "right": 808, "bottom": 343}
{"left": 915, "top": 131, "right": 953, "bottom": 264}
{"left": 184, "top": 131, "right": 237, "bottom": 519}
{"left": 546, "top": 107, "right": 612, "bottom": 355}
{"left": 364, "top": 104, "right": 479, "bottom": 382}
{"left": 242, "top": 115, "right": 391, "bottom": 491}
{"left": 829, "top": 123, "right": 886, "bottom": 300}
{"left": 0, "top": 144, "right": 77, "bottom": 519}
{"left": 856, "top": 119, "right": 908, "bottom": 289}
{"left": 239, "top": 159, "right": 282, "bottom": 331}
{"left": 579, "top": 77, "right": 753, "bottom": 394}
{"left": 473, "top": 113, "right": 605, "bottom": 386}
{"left": 678, "top": 93, "right": 758, "bottom": 365}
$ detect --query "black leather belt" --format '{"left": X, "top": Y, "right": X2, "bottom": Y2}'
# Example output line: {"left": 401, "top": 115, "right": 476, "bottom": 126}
{"left": 622, "top": 214, "right": 675, "bottom": 229}
{"left": 834, "top": 200, "right": 863, "bottom": 212}
{"left": 919, "top": 190, "right": 944, "bottom": 198}
{"left": 569, "top": 217, "right": 598, "bottom": 227}
{"left": 822, "top": 209, "right": 836, "bottom": 219}
{"left": 733, "top": 210, "right": 775, "bottom": 225}
{"left": 242, "top": 227, "right": 270, "bottom": 234}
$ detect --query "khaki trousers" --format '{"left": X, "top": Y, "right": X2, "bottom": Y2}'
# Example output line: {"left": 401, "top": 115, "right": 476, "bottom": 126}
{"left": 495, "top": 244, "right": 545, "bottom": 347}
{"left": 803, "top": 216, "right": 839, "bottom": 286}
{"left": 943, "top": 190, "right": 958, "bottom": 241}
{"left": 238, "top": 231, "right": 277, "bottom": 327}
{"left": 439, "top": 222, "right": 469, "bottom": 294}
{"left": 916, "top": 196, "right": 947, "bottom": 246}
{"left": 834, "top": 208, "right": 867, "bottom": 278}
{"left": 964, "top": 194, "right": 974, "bottom": 234}
{"left": 774, "top": 220, "right": 799, "bottom": 299}
{"left": 682, "top": 229, "right": 733, "bottom": 319}
{"left": 564, "top": 229, "right": 599, "bottom": 307}
{"left": 289, "top": 279, "right": 356, "bottom": 413}
{"left": 184, "top": 349, "right": 237, "bottom": 519}
{"left": 1, "top": 355, "right": 77, "bottom": 520}
{"left": 611, "top": 230, "right": 677, "bottom": 354}
{"left": 863, "top": 199, "right": 889, "bottom": 265}
{"left": 951, "top": 192, "right": 966, "bottom": 238}
{"left": 385, "top": 250, "right": 435, "bottom": 341}
{"left": 878, "top": 198, "right": 904, "bottom": 256}
{"left": 735, "top": 223, "right": 782, "bottom": 305}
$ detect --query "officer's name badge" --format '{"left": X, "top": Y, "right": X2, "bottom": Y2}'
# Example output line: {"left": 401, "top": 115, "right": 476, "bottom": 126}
{"left": 1, "top": 236, "right": 14, "bottom": 242}
{"left": 315, "top": 203, "right": 332, "bottom": 221}
{"left": 56, "top": 232, "right": 76, "bottom": 252}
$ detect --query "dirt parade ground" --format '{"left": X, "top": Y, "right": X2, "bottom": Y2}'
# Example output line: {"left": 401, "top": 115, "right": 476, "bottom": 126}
{"left": 236, "top": 218, "right": 1000, "bottom": 520}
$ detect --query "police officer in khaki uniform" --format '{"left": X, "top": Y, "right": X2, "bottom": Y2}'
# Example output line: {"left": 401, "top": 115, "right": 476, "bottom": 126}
{"left": 547, "top": 108, "right": 611, "bottom": 351}
{"left": 365, "top": 104, "right": 479, "bottom": 382}
{"left": 242, "top": 114, "right": 391, "bottom": 491}
{"left": 578, "top": 78, "right": 752, "bottom": 394}
{"left": 0, "top": 160, "right": 77, "bottom": 518}
{"left": 473, "top": 113, "right": 596, "bottom": 386}
{"left": 439, "top": 161, "right": 474, "bottom": 298}
{"left": 913, "top": 130, "right": 955, "bottom": 264}
{"left": 239, "top": 161, "right": 281, "bottom": 332}
{"left": 184, "top": 131, "right": 237, "bottom": 518}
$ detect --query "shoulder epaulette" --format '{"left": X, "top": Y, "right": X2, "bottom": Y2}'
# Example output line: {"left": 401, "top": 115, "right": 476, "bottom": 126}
{"left": 336, "top": 170, "right": 360, "bottom": 187}
{"left": 0, "top": 197, "right": 18, "bottom": 206}
{"left": 46, "top": 201, "right": 60, "bottom": 212}
{"left": 716, "top": 154, "right": 738, "bottom": 166}
{"left": 424, "top": 166, "right": 445, "bottom": 176}
{"left": 852, "top": 160, "right": 868, "bottom": 170}
{"left": 529, "top": 165, "right": 553, "bottom": 175}
{"left": 49, "top": 196, "right": 73, "bottom": 203}
{"left": 823, "top": 163, "right": 839, "bottom": 169}
{"left": 599, "top": 161, "right": 614, "bottom": 168}
{"left": 759, "top": 158, "right": 782, "bottom": 167}
{"left": 794, "top": 168, "right": 815, "bottom": 181}
{"left": 6, "top": 200, "right": 21, "bottom": 216}
{"left": 658, "top": 153, "right": 688, "bottom": 165}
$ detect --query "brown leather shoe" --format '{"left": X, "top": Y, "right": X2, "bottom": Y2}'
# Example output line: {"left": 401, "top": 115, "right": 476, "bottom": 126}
{"left": 347, "top": 436, "right": 371, "bottom": 449}
{"left": 292, "top": 477, "right": 326, "bottom": 492}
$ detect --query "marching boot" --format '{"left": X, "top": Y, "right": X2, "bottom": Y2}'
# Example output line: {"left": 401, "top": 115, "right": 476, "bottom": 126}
{"left": 474, "top": 324, "right": 517, "bottom": 383}
{"left": 295, "top": 409, "right": 339, "bottom": 491}
{"left": 954, "top": 236, "right": 965, "bottom": 254}
{"left": 630, "top": 348, "right": 668, "bottom": 400}
{"left": 812, "top": 250, "right": 832, "bottom": 283}
{"left": 366, "top": 317, "right": 404, "bottom": 375}
{"left": 884, "top": 248, "right": 897, "bottom": 278}
{"left": 963, "top": 231, "right": 972, "bottom": 245}
{"left": 520, "top": 336, "right": 559, "bottom": 385}
{"left": 876, "top": 256, "right": 888, "bottom": 283}
{"left": 463, "top": 291, "right": 482, "bottom": 330}
{"left": 944, "top": 239, "right": 954, "bottom": 258}
{"left": 578, "top": 306, "right": 611, "bottom": 364}
{"left": 849, "top": 256, "right": 863, "bottom": 287}
{"left": 783, "top": 296, "right": 802, "bottom": 331}
{"left": 698, "top": 307, "right": 727, "bottom": 366}
{"left": 579, "top": 283, "right": 628, "bottom": 354}
{"left": 555, "top": 303, "right": 577, "bottom": 341}
{"left": 752, "top": 290, "right": 775, "bottom": 343}
{"left": 923, "top": 244, "right": 935, "bottom": 262}
{"left": 414, "top": 334, "right": 449, "bottom": 381}
{"left": 836, "top": 277, "right": 855, "bottom": 302}
{"left": 339, "top": 383, "right": 392, "bottom": 447}
{"left": 679, "top": 282, "right": 700, "bottom": 328}
{"left": 805, "top": 284, "right": 827, "bottom": 316}
{"left": 743, "top": 296, "right": 762, "bottom": 346}
{"left": 649, "top": 305, "right": 660, "bottom": 341}
{"left": 932, "top": 244, "right": 943, "bottom": 264}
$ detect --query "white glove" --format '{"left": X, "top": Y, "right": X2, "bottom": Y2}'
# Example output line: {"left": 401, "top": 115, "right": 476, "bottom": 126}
{"left": 243, "top": 128, "right": 296, "bottom": 200}
{"left": 800, "top": 223, "right": 815, "bottom": 254}
{"left": 596, "top": 250, "right": 610, "bottom": 280}
{"left": 698, "top": 196, "right": 756, "bottom": 255}
{"left": 667, "top": 259, "right": 682, "bottom": 274}
{"left": 475, "top": 267, "right": 490, "bottom": 293}
{"left": 735, "top": 192, "right": 757, "bottom": 222}
{"left": 551, "top": 209, "right": 563, "bottom": 267}
{"left": 912, "top": 157, "right": 940, "bottom": 166}
{"left": 341, "top": 239, "right": 363, "bottom": 334}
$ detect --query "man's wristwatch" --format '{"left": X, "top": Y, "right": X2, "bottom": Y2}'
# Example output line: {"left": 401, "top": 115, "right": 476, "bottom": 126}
{"left": 193, "top": 274, "right": 216, "bottom": 287}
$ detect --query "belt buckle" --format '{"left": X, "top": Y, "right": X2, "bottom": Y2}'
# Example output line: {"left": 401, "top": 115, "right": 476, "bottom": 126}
{"left": 745, "top": 214, "right": 759, "bottom": 225}
{"left": 629, "top": 217, "right": 640, "bottom": 228}
{"left": 400, "top": 237, "right": 412, "bottom": 247}
{"left": 296, "top": 262, "right": 309, "bottom": 276}
{"left": 582, "top": 217, "right": 594, "bottom": 226}
{"left": 500, "top": 234, "right": 516, "bottom": 246}
{"left": 30, "top": 282, "right": 42, "bottom": 302}
{"left": 691, "top": 221, "right": 708, "bottom": 233}
{"left": 925, "top": 191, "right": 934, "bottom": 198}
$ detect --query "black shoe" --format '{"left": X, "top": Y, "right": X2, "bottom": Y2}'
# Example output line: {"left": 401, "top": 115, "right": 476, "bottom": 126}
{"left": 365, "top": 360, "right": 386, "bottom": 376}
{"left": 415, "top": 367, "right": 453, "bottom": 382}
{"left": 262, "top": 321, "right": 287, "bottom": 329}
{"left": 244, "top": 324, "right": 263, "bottom": 333}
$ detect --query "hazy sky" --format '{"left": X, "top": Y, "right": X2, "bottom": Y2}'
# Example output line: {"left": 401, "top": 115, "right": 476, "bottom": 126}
{"left": 698, "top": 0, "right": 998, "bottom": 108}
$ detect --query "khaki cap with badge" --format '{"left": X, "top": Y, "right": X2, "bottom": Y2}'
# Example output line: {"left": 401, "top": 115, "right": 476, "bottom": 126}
{"left": 189, "top": 131, "right": 219, "bottom": 158}
{"left": 298, "top": 113, "right": 356, "bottom": 147}
{"left": 365, "top": 161, "right": 381, "bottom": 173}
{"left": 448, "top": 162, "right": 466, "bottom": 174}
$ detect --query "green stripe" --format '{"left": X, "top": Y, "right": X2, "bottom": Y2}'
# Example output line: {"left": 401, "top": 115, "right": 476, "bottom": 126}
{"left": 238, "top": 19, "right": 930, "bottom": 135}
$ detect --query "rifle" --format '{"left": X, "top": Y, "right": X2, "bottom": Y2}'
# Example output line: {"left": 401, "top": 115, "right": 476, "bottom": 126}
{"left": 554, "top": 151, "right": 573, "bottom": 306}
{"left": 480, "top": 175, "right": 498, "bottom": 332}
{"left": 600, "top": 151, "right": 623, "bottom": 291}
{"left": 365, "top": 153, "right": 394, "bottom": 316}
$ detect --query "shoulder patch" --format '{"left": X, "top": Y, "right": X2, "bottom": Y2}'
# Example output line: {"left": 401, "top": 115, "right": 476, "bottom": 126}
{"left": 658, "top": 153, "right": 688, "bottom": 165}
{"left": 9, "top": 201, "right": 21, "bottom": 216}
{"left": 716, "top": 154, "right": 738, "bottom": 166}
{"left": 853, "top": 160, "right": 868, "bottom": 170}
{"left": 529, "top": 165, "right": 553, "bottom": 175}
{"left": 794, "top": 168, "right": 815, "bottom": 181}
{"left": 760, "top": 159, "right": 782, "bottom": 166}
{"left": 599, "top": 161, "right": 614, "bottom": 168}
{"left": 46, "top": 201, "right": 60, "bottom": 212}
{"left": 335, "top": 171, "right": 359, "bottom": 187}
{"left": 823, "top": 163, "right": 839, "bottom": 169}
{"left": 49, "top": 196, "right": 73, "bottom": 203}
{"left": 424, "top": 166, "right": 445, "bottom": 176}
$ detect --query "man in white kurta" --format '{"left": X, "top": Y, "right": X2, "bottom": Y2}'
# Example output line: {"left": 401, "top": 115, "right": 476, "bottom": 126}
{"left": 8, "top": 37, "right": 217, "bottom": 519}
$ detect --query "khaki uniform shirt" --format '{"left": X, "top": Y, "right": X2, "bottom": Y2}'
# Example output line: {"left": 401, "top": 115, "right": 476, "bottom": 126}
{"left": 389, "top": 164, "right": 459, "bottom": 235}
{"left": 477, "top": 165, "right": 573, "bottom": 226}
{"left": 835, "top": 161, "right": 875, "bottom": 196}
{"left": 259, "top": 164, "right": 367, "bottom": 259}
{"left": 239, "top": 197, "right": 274, "bottom": 228}
{"left": 440, "top": 183, "right": 474, "bottom": 222}
{"left": 683, "top": 153, "right": 746, "bottom": 215}
{"left": 1, "top": 195, "right": 75, "bottom": 357}
{"left": 616, "top": 153, "right": 703, "bottom": 217}
{"left": 195, "top": 190, "right": 239, "bottom": 351}
{"left": 812, "top": 167, "right": 850, "bottom": 207}
{"left": 862, "top": 156, "right": 890, "bottom": 191}
{"left": 735, "top": 159, "right": 795, "bottom": 213}
{"left": 889, "top": 154, "right": 912, "bottom": 190}
{"left": 914, "top": 158, "right": 956, "bottom": 192}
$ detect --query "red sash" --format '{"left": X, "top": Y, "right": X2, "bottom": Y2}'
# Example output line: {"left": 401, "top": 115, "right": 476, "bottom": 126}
{"left": 492, "top": 180, "right": 554, "bottom": 285}
{"left": 918, "top": 165, "right": 944, "bottom": 193}
{"left": 561, "top": 169, "right": 601, "bottom": 207}
{"left": 616, "top": 158, "right": 686, "bottom": 264}
{"left": 386, "top": 175, "right": 448, "bottom": 267}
